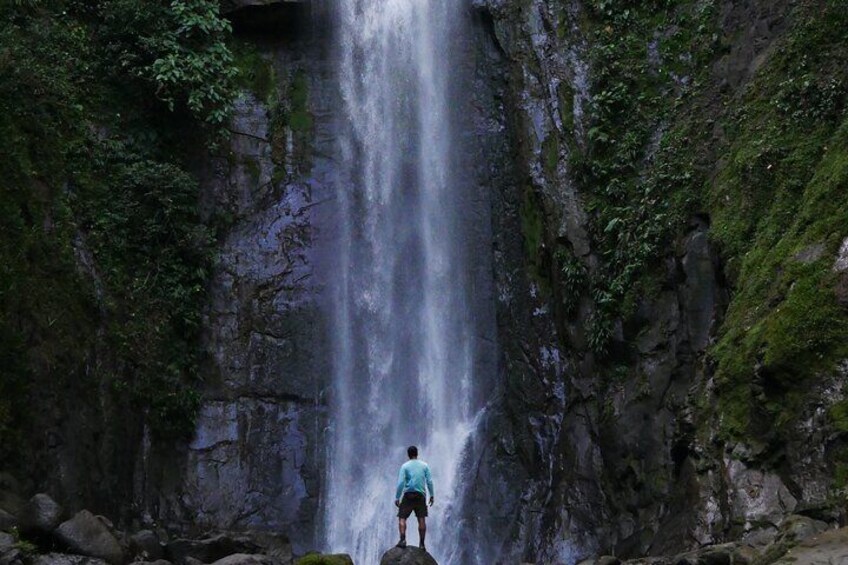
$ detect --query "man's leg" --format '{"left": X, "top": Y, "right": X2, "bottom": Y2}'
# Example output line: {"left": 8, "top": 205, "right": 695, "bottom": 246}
{"left": 417, "top": 517, "right": 426, "bottom": 549}
{"left": 397, "top": 518, "right": 407, "bottom": 547}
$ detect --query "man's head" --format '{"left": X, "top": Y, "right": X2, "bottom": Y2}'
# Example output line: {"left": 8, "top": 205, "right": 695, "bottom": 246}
{"left": 407, "top": 445, "right": 418, "bottom": 459}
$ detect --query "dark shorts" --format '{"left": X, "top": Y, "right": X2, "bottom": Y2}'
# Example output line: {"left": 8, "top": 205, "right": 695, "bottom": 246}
{"left": 397, "top": 491, "right": 428, "bottom": 519}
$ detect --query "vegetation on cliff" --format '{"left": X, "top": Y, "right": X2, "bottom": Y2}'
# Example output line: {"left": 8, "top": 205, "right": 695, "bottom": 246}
{"left": 0, "top": 0, "right": 240, "bottom": 468}
{"left": 536, "top": 0, "right": 848, "bottom": 482}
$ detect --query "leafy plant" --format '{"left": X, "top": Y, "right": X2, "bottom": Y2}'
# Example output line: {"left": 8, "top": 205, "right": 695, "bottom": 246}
{"left": 148, "top": 0, "right": 239, "bottom": 130}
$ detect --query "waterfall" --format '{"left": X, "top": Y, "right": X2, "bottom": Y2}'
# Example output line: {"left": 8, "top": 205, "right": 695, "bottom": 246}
{"left": 321, "top": 1, "right": 485, "bottom": 562}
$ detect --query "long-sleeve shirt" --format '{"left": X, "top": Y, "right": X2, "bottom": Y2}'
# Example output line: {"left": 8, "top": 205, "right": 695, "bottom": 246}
{"left": 395, "top": 459, "right": 434, "bottom": 500}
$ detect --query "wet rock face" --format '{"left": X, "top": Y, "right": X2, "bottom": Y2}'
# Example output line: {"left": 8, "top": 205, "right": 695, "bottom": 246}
{"left": 136, "top": 22, "right": 333, "bottom": 553}
{"left": 187, "top": 56, "right": 326, "bottom": 547}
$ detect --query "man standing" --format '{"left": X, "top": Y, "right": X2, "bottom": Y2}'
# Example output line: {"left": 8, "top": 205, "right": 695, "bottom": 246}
{"left": 394, "top": 445, "right": 434, "bottom": 551}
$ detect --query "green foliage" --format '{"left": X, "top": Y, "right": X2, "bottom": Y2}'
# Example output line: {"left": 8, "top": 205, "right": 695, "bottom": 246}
{"left": 13, "top": 539, "right": 38, "bottom": 556}
{"left": 556, "top": 249, "right": 587, "bottom": 314}
{"left": 148, "top": 0, "right": 238, "bottom": 130}
{"left": 569, "top": 0, "right": 719, "bottom": 359}
{"left": 588, "top": 309, "right": 613, "bottom": 356}
{"left": 568, "top": 0, "right": 848, "bottom": 476}
{"left": 829, "top": 401, "right": 848, "bottom": 434}
{"left": 75, "top": 141, "right": 211, "bottom": 437}
{"left": 0, "top": 0, "right": 232, "bottom": 449}
{"left": 233, "top": 39, "right": 275, "bottom": 102}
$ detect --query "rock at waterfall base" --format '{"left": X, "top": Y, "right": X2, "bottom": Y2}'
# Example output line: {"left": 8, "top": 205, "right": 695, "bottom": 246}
{"left": 209, "top": 554, "right": 276, "bottom": 565}
{"left": 166, "top": 534, "right": 266, "bottom": 564}
{"left": 294, "top": 554, "right": 354, "bottom": 565}
{"left": 379, "top": 547, "right": 437, "bottom": 565}
{"left": 54, "top": 510, "right": 124, "bottom": 565}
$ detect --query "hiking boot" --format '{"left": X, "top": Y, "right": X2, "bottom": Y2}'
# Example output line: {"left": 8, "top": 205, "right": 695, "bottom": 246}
{"left": 396, "top": 538, "right": 407, "bottom": 548}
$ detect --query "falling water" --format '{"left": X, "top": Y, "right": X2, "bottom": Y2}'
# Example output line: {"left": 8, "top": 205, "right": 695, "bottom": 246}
{"left": 322, "top": 1, "right": 482, "bottom": 562}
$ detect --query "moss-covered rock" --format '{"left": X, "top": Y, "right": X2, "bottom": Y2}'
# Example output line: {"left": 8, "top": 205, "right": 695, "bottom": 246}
{"left": 295, "top": 554, "right": 354, "bottom": 565}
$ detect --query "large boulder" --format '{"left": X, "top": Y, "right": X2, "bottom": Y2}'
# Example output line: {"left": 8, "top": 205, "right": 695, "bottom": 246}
{"left": 379, "top": 547, "right": 437, "bottom": 565}
{"left": 0, "top": 548, "right": 24, "bottom": 565}
{"left": 209, "top": 555, "right": 276, "bottom": 565}
{"left": 772, "top": 527, "right": 848, "bottom": 564}
{"left": 55, "top": 511, "right": 124, "bottom": 565}
{"left": 237, "top": 533, "right": 291, "bottom": 563}
{"left": 20, "top": 494, "right": 63, "bottom": 534}
{"left": 777, "top": 514, "right": 829, "bottom": 544}
{"left": 167, "top": 534, "right": 262, "bottom": 564}
{"left": 295, "top": 555, "right": 354, "bottom": 565}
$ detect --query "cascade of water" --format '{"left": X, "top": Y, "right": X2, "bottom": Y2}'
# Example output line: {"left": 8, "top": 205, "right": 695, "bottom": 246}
{"left": 322, "top": 1, "right": 481, "bottom": 562}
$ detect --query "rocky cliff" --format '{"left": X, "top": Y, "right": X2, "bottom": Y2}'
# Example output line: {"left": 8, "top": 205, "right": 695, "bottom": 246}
{"left": 457, "top": 0, "right": 848, "bottom": 562}
{"left": 141, "top": 2, "right": 332, "bottom": 552}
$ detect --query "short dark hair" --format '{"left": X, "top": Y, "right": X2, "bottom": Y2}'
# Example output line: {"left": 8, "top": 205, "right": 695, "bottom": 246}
{"left": 407, "top": 445, "right": 418, "bottom": 458}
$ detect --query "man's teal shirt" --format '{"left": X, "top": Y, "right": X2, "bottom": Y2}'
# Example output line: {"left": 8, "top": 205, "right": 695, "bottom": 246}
{"left": 395, "top": 459, "right": 434, "bottom": 500}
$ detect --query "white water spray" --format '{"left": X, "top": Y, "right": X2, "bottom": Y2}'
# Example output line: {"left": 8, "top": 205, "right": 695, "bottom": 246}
{"left": 322, "top": 1, "right": 482, "bottom": 563}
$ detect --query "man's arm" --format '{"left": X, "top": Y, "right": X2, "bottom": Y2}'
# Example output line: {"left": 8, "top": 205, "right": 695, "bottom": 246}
{"left": 425, "top": 464, "right": 434, "bottom": 505}
{"left": 395, "top": 466, "right": 406, "bottom": 503}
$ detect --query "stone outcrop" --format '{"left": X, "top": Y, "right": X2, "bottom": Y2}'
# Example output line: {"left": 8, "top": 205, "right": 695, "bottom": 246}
{"left": 294, "top": 555, "right": 353, "bottom": 565}
{"left": 379, "top": 547, "right": 437, "bottom": 565}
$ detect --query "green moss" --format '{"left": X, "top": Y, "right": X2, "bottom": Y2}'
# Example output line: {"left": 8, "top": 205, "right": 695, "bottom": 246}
{"left": 243, "top": 156, "right": 261, "bottom": 184}
{"left": 835, "top": 457, "right": 848, "bottom": 490}
{"left": 267, "top": 69, "right": 313, "bottom": 178}
{"left": 520, "top": 185, "right": 546, "bottom": 284}
{"left": 829, "top": 401, "right": 848, "bottom": 434}
{"left": 557, "top": 81, "right": 575, "bottom": 133}
{"left": 0, "top": 3, "right": 223, "bottom": 454}
{"left": 543, "top": 133, "right": 560, "bottom": 178}
{"left": 288, "top": 71, "right": 313, "bottom": 133}
{"left": 232, "top": 40, "right": 275, "bottom": 103}
{"left": 709, "top": 1, "right": 848, "bottom": 442}
{"left": 295, "top": 555, "right": 352, "bottom": 565}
